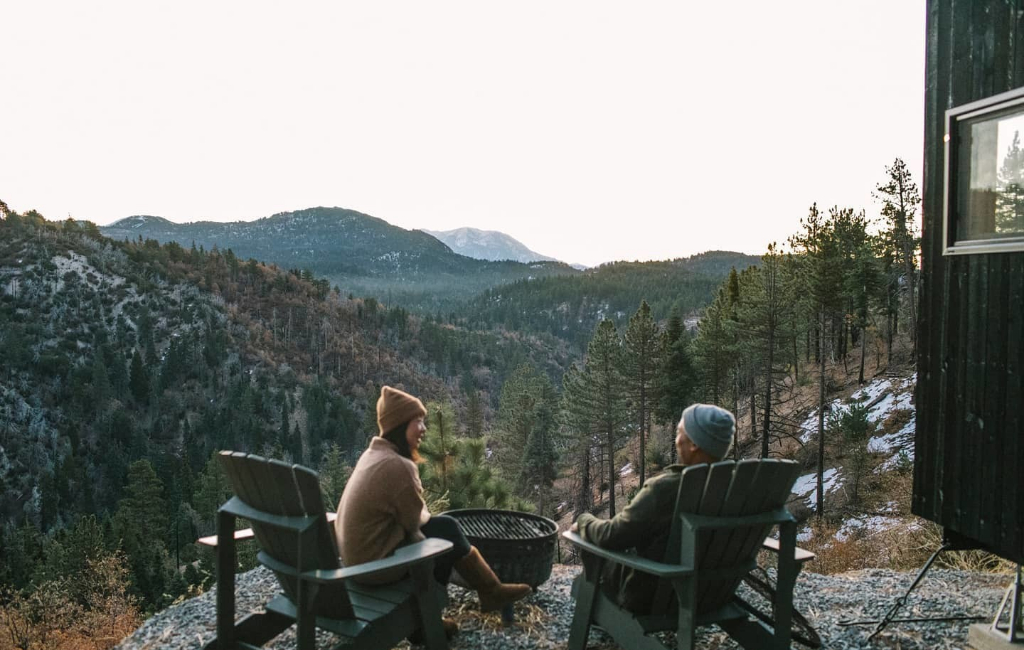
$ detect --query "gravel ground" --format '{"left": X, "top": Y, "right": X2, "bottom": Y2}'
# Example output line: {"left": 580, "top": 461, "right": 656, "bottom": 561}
{"left": 116, "top": 564, "right": 1010, "bottom": 650}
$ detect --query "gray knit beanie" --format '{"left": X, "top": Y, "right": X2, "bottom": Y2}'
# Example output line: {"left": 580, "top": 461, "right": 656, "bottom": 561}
{"left": 681, "top": 404, "right": 735, "bottom": 460}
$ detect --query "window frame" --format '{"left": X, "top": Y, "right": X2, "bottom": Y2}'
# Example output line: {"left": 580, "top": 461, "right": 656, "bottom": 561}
{"left": 943, "top": 85, "right": 1024, "bottom": 255}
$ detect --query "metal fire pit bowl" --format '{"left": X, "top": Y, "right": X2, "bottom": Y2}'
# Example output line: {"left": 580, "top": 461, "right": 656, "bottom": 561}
{"left": 443, "top": 508, "right": 557, "bottom": 588}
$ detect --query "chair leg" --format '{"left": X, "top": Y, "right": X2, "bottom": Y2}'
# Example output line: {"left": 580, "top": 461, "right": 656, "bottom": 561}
{"left": 215, "top": 510, "right": 236, "bottom": 650}
{"left": 410, "top": 563, "right": 448, "bottom": 650}
{"left": 719, "top": 616, "right": 775, "bottom": 650}
{"left": 296, "top": 582, "right": 316, "bottom": 650}
{"left": 773, "top": 520, "right": 798, "bottom": 650}
{"left": 568, "top": 573, "right": 598, "bottom": 650}
{"left": 415, "top": 585, "right": 449, "bottom": 650}
{"left": 673, "top": 577, "right": 696, "bottom": 650}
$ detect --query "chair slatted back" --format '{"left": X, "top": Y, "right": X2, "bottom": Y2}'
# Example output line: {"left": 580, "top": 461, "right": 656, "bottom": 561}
{"left": 696, "top": 459, "right": 799, "bottom": 610}
{"left": 218, "top": 451, "right": 352, "bottom": 618}
{"left": 650, "top": 459, "right": 800, "bottom": 616}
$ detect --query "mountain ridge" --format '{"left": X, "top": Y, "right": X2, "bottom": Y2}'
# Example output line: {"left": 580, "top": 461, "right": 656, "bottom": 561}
{"left": 423, "top": 226, "right": 558, "bottom": 263}
{"left": 101, "top": 207, "right": 579, "bottom": 305}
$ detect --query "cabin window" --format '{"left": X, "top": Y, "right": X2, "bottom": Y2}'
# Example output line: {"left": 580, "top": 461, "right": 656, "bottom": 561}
{"left": 945, "top": 88, "right": 1024, "bottom": 254}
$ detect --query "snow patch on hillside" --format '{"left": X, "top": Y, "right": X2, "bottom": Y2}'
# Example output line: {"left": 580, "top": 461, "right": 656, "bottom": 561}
{"left": 792, "top": 468, "right": 842, "bottom": 507}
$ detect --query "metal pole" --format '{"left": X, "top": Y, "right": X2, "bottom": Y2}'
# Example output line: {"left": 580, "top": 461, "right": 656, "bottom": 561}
{"left": 866, "top": 542, "right": 951, "bottom": 641}
{"left": 1009, "top": 564, "right": 1022, "bottom": 642}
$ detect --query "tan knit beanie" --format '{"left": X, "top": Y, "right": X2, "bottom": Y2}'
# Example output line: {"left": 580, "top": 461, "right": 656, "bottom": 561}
{"left": 376, "top": 386, "right": 427, "bottom": 435}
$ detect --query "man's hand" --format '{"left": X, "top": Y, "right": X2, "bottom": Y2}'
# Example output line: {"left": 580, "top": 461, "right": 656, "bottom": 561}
{"left": 570, "top": 522, "right": 578, "bottom": 533}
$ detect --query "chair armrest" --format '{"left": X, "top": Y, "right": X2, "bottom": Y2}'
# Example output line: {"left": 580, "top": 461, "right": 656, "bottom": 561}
{"left": 562, "top": 531, "right": 694, "bottom": 579}
{"left": 761, "top": 537, "right": 815, "bottom": 564}
{"left": 259, "top": 538, "right": 454, "bottom": 585}
{"left": 197, "top": 512, "right": 338, "bottom": 548}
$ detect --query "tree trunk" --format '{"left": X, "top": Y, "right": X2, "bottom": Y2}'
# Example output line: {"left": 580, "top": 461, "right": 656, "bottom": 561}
{"left": 858, "top": 324, "right": 867, "bottom": 385}
{"left": 749, "top": 392, "right": 757, "bottom": 444}
{"left": 816, "top": 309, "right": 827, "bottom": 519}
{"left": 793, "top": 334, "right": 799, "bottom": 384}
{"left": 761, "top": 328, "right": 775, "bottom": 459}
{"left": 638, "top": 377, "right": 646, "bottom": 487}
{"left": 607, "top": 427, "right": 616, "bottom": 517}
{"left": 576, "top": 444, "right": 591, "bottom": 517}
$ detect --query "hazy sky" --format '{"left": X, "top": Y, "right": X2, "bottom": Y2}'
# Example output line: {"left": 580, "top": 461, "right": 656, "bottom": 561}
{"left": 2, "top": 1, "right": 925, "bottom": 267}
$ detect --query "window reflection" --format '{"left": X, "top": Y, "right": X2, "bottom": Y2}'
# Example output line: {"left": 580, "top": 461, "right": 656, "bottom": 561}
{"left": 956, "top": 111, "right": 1024, "bottom": 242}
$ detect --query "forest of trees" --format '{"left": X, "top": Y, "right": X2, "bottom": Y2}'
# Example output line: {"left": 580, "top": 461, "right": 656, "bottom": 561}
{"left": 0, "top": 156, "right": 920, "bottom": 649}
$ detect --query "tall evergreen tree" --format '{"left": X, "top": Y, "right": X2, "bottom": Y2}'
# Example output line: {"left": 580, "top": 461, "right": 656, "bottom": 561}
{"left": 874, "top": 158, "right": 921, "bottom": 356}
{"left": 519, "top": 385, "right": 559, "bottom": 517}
{"left": 654, "top": 309, "right": 695, "bottom": 462}
{"left": 692, "top": 289, "right": 732, "bottom": 404}
{"left": 736, "top": 243, "right": 796, "bottom": 458}
{"left": 113, "top": 460, "right": 173, "bottom": 608}
{"left": 560, "top": 363, "right": 595, "bottom": 518}
{"left": 494, "top": 364, "right": 553, "bottom": 494}
{"left": 996, "top": 130, "right": 1024, "bottom": 233}
{"left": 91, "top": 348, "right": 111, "bottom": 409}
{"left": 128, "top": 349, "right": 149, "bottom": 404}
{"left": 623, "top": 300, "right": 660, "bottom": 485}
{"left": 789, "top": 204, "right": 844, "bottom": 518}
{"left": 318, "top": 444, "right": 350, "bottom": 507}
{"left": 583, "top": 319, "right": 626, "bottom": 517}
{"left": 464, "top": 390, "right": 485, "bottom": 438}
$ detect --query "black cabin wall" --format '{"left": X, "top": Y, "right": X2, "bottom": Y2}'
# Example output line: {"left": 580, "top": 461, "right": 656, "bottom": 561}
{"left": 916, "top": 0, "right": 1024, "bottom": 563}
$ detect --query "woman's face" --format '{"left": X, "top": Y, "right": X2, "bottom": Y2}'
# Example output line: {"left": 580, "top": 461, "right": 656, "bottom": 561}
{"left": 405, "top": 417, "right": 427, "bottom": 452}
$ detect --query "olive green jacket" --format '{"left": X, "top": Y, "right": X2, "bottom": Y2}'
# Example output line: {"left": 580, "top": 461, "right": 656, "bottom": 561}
{"left": 576, "top": 464, "right": 690, "bottom": 613}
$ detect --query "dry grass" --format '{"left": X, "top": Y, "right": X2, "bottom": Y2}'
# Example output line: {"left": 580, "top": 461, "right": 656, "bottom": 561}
{"left": 443, "top": 598, "right": 553, "bottom": 641}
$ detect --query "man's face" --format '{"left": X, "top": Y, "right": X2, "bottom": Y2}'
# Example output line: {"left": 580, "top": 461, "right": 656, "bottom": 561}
{"left": 675, "top": 421, "right": 697, "bottom": 464}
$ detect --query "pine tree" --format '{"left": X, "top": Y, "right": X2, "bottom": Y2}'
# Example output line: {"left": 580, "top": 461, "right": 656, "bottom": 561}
{"left": 692, "top": 289, "right": 732, "bottom": 404}
{"left": 91, "top": 348, "right": 110, "bottom": 409}
{"left": 113, "top": 460, "right": 172, "bottom": 608}
{"left": 128, "top": 349, "right": 149, "bottom": 404}
{"left": 561, "top": 363, "right": 594, "bottom": 518}
{"left": 318, "top": 444, "right": 350, "bottom": 507}
{"left": 494, "top": 364, "right": 552, "bottom": 493}
{"left": 874, "top": 158, "right": 921, "bottom": 356}
{"left": 465, "top": 390, "right": 485, "bottom": 438}
{"left": 996, "top": 130, "right": 1024, "bottom": 234}
{"left": 654, "top": 308, "right": 695, "bottom": 428}
{"left": 736, "top": 244, "right": 796, "bottom": 458}
{"left": 830, "top": 403, "right": 875, "bottom": 506}
{"left": 623, "top": 300, "right": 660, "bottom": 485}
{"left": 518, "top": 384, "right": 559, "bottom": 516}
{"left": 583, "top": 319, "right": 626, "bottom": 517}
{"left": 789, "top": 204, "right": 845, "bottom": 518}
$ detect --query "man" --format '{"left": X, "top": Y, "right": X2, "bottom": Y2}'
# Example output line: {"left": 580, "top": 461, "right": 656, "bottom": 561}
{"left": 570, "top": 403, "right": 736, "bottom": 613}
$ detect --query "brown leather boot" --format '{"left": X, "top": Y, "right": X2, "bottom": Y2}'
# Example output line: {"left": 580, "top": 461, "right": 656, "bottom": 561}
{"left": 453, "top": 546, "right": 532, "bottom": 613}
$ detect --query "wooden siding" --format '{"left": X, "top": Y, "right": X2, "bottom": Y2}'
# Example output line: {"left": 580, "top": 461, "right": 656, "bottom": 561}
{"left": 916, "top": 0, "right": 1024, "bottom": 564}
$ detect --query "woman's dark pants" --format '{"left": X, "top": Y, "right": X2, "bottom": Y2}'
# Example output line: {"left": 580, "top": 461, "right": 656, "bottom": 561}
{"left": 420, "top": 515, "right": 472, "bottom": 584}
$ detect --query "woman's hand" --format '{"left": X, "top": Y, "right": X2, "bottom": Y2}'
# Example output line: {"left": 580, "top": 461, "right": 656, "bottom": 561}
{"left": 570, "top": 522, "right": 578, "bottom": 533}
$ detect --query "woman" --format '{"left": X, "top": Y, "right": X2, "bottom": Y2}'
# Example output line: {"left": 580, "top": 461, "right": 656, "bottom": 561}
{"left": 336, "top": 386, "right": 532, "bottom": 628}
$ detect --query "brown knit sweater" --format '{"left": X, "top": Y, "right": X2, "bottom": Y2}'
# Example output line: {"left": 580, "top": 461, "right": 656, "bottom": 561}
{"left": 335, "top": 437, "right": 430, "bottom": 582}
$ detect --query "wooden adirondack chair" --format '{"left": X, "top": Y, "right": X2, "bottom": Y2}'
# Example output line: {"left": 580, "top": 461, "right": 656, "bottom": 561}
{"left": 563, "top": 458, "right": 814, "bottom": 650}
{"left": 200, "top": 451, "right": 453, "bottom": 650}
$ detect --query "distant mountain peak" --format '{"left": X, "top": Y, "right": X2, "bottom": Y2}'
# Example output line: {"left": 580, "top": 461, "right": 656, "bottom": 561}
{"left": 108, "top": 215, "right": 174, "bottom": 229}
{"left": 423, "top": 227, "right": 557, "bottom": 263}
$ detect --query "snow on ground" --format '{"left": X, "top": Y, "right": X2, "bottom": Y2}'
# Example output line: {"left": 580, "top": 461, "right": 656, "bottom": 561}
{"left": 835, "top": 515, "right": 903, "bottom": 542}
{"left": 52, "top": 252, "right": 126, "bottom": 292}
{"left": 619, "top": 462, "right": 633, "bottom": 477}
{"left": 799, "top": 375, "right": 917, "bottom": 453}
{"left": 792, "top": 468, "right": 843, "bottom": 508}
{"left": 876, "top": 447, "right": 915, "bottom": 473}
